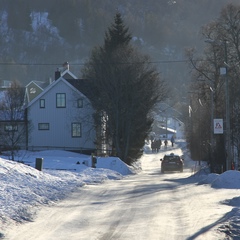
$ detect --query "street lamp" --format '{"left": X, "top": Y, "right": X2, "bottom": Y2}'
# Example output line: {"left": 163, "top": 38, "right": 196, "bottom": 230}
{"left": 205, "top": 39, "right": 231, "bottom": 170}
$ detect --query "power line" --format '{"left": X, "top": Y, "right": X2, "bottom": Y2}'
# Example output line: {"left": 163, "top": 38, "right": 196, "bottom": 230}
{"left": 0, "top": 59, "right": 192, "bottom": 66}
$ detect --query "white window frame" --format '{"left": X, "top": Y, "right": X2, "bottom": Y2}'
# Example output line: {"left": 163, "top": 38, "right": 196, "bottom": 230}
{"left": 72, "top": 123, "right": 81, "bottom": 137}
{"left": 38, "top": 123, "right": 49, "bottom": 130}
{"left": 56, "top": 93, "right": 66, "bottom": 108}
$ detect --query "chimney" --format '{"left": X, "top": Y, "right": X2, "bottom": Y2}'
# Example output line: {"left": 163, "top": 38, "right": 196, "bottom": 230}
{"left": 55, "top": 68, "right": 61, "bottom": 80}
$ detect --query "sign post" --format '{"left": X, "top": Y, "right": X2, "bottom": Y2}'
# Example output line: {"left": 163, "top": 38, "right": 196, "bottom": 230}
{"left": 214, "top": 119, "right": 223, "bottom": 134}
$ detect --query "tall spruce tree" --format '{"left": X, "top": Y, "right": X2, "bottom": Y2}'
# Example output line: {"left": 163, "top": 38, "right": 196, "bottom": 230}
{"left": 104, "top": 12, "right": 132, "bottom": 52}
{"left": 82, "top": 12, "right": 167, "bottom": 165}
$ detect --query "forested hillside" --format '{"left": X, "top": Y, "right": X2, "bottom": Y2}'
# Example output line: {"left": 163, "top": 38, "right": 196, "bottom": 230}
{"left": 0, "top": 0, "right": 238, "bottom": 101}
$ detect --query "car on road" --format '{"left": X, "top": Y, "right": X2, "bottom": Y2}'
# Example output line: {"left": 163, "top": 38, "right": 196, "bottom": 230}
{"left": 160, "top": 153, "right": 183, "bottom": 173}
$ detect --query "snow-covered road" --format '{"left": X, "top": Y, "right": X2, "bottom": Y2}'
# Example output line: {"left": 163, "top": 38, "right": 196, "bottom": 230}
{"left": 5, "top": 147, "right": 240, "bottom": 239}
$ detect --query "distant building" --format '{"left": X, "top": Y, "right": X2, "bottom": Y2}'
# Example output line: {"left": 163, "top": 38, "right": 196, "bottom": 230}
{"left": 24, "top": 81, "right": 45, "bottom": 104}
{"left": 151, "top": 102, "right": 184, "bottom": 139}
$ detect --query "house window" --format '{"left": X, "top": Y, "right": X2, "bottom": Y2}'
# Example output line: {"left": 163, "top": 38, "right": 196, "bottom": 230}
{"left": 56, "top": 93, "right": 66, "bottom": 108}
{"left": 77, "top": 99, "right": 83, "bottom": 108}
{"left": 38, "top": 123, "right": 49, "bottom": 130}
{"left": 5, "top": 124, "right": 18, "bottom": 132}
{"left": 40, "top": 99, "right": 45, "bottom": 108}
{"left": 72, "top": 123, "right": 81, "bottom": 137}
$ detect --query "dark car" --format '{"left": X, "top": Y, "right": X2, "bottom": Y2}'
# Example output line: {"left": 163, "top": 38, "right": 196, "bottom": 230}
{"left": 160, "top": 153, "right": 184, "bottom": 173}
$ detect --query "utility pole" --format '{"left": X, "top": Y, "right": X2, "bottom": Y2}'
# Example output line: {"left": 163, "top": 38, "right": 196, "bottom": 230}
{"left": 224, "top": 40, "right": 231, "bottom": 170}
{"left": 210, "top": 86, "right": 214, "bottom": 165}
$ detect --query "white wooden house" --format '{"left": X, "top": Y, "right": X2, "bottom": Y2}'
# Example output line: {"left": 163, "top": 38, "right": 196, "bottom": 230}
{"left": 26, "top": 70, "right": 96, "bottom": 154}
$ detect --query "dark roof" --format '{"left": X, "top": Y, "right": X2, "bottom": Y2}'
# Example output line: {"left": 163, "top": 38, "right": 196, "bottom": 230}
{"left": 66, "top": 79, "right": 94, "bottom": 100}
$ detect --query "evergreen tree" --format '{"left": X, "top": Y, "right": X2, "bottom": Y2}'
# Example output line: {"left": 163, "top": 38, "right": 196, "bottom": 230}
{"left": 104, "top": 12, "right": 132, "bottom": 52}
{"left": 82, "top": 12, "right": 167, "bottom": 165}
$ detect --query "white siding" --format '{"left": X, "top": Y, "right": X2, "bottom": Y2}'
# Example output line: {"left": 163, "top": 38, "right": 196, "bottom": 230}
{"left": 28, "top": 79, "right": 95, "bottom": 151}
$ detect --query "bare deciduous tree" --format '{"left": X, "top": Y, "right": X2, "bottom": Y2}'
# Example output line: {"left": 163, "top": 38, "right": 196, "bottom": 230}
{"left": 0, "top": 80, "right": 27, "bottom": 160}
{"left": 186, "top": 3, "right": 240, "bottom": 171}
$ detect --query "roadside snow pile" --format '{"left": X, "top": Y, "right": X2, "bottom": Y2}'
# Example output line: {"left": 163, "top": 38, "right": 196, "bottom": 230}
{"left": 0, "top": 158, "right": 80, "bottom": 224}
{"left": 222, "top": 196, "right": 240, "bottom": 207}
{"left": 6, "top": 150, "right": 136, "bottom": 176}
{"left": 218, "top": 207, "right": 240, "bottom": 238}
{"left": 211, "top": 170, "right": 240, "bottom": 189}
{"left": 195, "top": 168, "right": 240, "bottom": 189}
{"left": 192, "top": 168, "right": 240, "bottom": 238}
{"left": 96, "top": 157, "right": 135, "bottom": 175}
{"left": 198, "top": 173, "right": 219, "bottom": 185}
{"left": 0, "top": 151, "right": 134, "bottom": 227}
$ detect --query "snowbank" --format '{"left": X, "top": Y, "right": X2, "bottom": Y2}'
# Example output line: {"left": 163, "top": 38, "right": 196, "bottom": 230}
{"left": 0, "top": 150, "right": 134, "bottom": 230}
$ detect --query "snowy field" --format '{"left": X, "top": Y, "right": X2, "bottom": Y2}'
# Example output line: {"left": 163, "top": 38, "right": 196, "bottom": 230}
{"left": 1, "top": 142, "right": 240, "bottom": 239}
